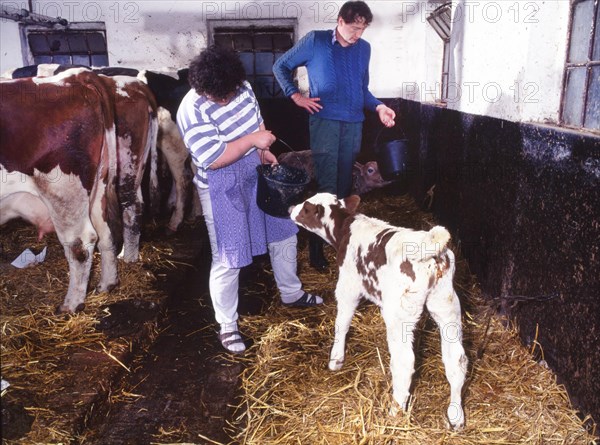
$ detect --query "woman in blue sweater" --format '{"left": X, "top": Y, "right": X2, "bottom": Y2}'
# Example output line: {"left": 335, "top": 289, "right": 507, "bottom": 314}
{"left": 273, "top": 0, "right": 396, "bottom": 271}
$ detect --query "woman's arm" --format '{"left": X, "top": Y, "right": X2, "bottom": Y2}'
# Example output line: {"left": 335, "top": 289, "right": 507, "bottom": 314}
{"left": 209, "top": 128, "right": 275, "bottom": 169}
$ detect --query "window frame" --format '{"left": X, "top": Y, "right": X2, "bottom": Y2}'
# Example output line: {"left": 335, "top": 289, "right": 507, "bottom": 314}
{"left": 426, "top": 2, "right": 452, "bottom": 104}
{"left": 560, "top": 0, "right": 600, "bottom": 132}
{"left": 208, "top": 19, "right": 296, "bottom": 99}
{"left": 19, "top": 22, "right": 108, "bottom": 67}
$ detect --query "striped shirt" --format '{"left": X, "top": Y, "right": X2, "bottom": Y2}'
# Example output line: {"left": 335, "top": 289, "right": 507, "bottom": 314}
{"left": 176, "top": 81, "right": 264, "bottom": 188}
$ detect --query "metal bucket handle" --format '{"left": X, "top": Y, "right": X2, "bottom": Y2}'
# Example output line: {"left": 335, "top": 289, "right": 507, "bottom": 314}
{"left": 258, "top": 137, "right": 303, "bottom": 165}
{"left": 373, "top": 124, "right": 407, "bottom": 149}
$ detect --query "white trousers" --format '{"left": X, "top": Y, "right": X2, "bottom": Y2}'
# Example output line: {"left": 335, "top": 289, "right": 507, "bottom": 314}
{"left": 198, "top": 187, "right": 303, "bottom": 324}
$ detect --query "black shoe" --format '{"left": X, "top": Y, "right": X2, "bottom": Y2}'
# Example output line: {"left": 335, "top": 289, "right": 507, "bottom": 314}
{"left": 309, "top": 233, "right": 329, "bottom": 272}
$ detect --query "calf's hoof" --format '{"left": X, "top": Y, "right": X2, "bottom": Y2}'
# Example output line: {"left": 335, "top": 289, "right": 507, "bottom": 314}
{"left": 165, "top": 225, "right": 178, "bottom": 236}
{"left": 56, "top": 303, "right": 85, "bottom": 314}
{"left": 96, "top": 281, "right": 118, "bottom": 294}
{"left": 328, "top": 359, "right": 344, "bottom": 371}
{"left": 447, "top": 403, "right": 465, "bottom": 430}
{"left": 388, "top": 398, "right": 409, "bottom": 417}
{"left": 388, "top": 403, "right": 400, "bottom": 417}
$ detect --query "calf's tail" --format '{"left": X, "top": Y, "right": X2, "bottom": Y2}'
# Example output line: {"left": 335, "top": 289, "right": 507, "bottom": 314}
{"left": 403, "top": 225, "right": 451, "bottom": 262}
{"left": 421, "top": 225, "right": 451, "bottom": 260}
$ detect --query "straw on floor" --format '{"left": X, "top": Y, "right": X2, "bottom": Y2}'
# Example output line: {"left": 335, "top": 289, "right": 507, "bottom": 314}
{"left": 0, "top": 223, "right": 171, "bottom": 443}
{"left": 227, "top": 194, "right": 597, "bottom": 445}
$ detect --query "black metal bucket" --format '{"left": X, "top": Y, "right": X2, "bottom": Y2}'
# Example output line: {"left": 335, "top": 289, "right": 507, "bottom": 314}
{"left": 256, "top": 163, "right": 310, "bottom": 218}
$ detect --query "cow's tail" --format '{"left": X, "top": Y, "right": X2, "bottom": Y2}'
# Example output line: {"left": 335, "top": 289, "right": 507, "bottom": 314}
{"left": 404, "top": 225, "right": 451, "bottom": 262}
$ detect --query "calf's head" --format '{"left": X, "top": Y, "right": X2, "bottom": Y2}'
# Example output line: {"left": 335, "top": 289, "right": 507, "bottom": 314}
{"left": 289, "top": 193, "right": 360, "bottom": 246}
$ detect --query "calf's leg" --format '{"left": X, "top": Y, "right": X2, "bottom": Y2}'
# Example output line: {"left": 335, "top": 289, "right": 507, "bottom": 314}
{"left": 329, "top": 279, "right": 361, "bottom": 370}
{"left": 426, "top": 284, "right": 468, "bottom": 430}
{"left": 382, "top": 301, "right": 424, "bottom": 415}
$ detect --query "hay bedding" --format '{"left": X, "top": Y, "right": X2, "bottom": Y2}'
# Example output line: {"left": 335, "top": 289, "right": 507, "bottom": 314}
{"left": 0, "top": 194, "right": 597, "bottom": 444}
{"left": 228, "top": 194, "right": 597, "bottom": 445}
{"left": 0, "top": 220, "right": 170, "bottom": 443}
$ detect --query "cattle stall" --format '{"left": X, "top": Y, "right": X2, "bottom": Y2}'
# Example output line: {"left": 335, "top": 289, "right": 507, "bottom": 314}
{"left": 1, "top": 0, "right": 599, "bottom": 443}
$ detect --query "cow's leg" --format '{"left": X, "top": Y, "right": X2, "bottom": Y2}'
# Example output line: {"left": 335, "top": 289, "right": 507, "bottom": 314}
{"left": 382, "top": 294, "right": 425, "bottom": 416}
{"left": 119, "top": 152, "right": 142, "bottom": 263}
{"left": 59, "top": 223, "right": 97, "bottom": 313}
{"left": 89, "top": 181, "right": 119, "bottom": 295}
{"left": 329, "top": 278, "right": 361, "bottom": 371}
{"left": 157, "top": 109, "right": 191, "bottom": 233}
{"left": 121, "top": 189, "right": 143, "bottom": 262}
{"left": 34, "top": 172, "right": 99, "bottom": 313}
{"left": 147, "top": 117, "right": 160, "bottom": 215}
{"left": 189, "top": 163, "right": 203, "bottom": 220}
{"left": 426, "top": 283, "right": 467, "bottom": 430}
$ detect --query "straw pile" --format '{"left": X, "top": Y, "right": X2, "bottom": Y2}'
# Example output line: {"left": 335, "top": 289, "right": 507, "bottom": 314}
{"left": 0, "top": 222, "right": 170, "bottom": 443}
{"left": 229, "top": 194, "right": 597, "bottom": 445}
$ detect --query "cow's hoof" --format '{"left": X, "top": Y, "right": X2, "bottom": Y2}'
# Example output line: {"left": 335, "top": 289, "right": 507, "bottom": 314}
{"left": 328, "top": 359, "right": 344, "bottom": 371}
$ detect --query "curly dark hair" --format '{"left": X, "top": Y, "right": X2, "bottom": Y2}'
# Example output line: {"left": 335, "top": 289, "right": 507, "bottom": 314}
{"left": 188, "top": 45, "right": 246, "bottom": 99}
{"left": 339, "top": 1, "right": 373, "bottom": 25}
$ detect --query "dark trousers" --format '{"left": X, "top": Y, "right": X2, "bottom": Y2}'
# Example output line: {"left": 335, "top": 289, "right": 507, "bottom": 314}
{"left": 309, "top": 115, "right": 363, "bottom": 198}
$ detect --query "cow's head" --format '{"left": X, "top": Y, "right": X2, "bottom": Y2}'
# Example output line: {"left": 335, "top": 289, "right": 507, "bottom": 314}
{"left": 289, "top": 193, "right": 360, "bottom": 246}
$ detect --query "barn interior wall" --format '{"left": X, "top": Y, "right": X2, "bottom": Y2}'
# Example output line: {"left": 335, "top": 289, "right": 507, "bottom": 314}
{"left": 364, "top": 97, "right": 600, "bottom": 423}
{"left": 2, "top": 1, "right": 569, "bottom": 124}
{"left": 447, "top": 0, "right": 569, "bottom": 124}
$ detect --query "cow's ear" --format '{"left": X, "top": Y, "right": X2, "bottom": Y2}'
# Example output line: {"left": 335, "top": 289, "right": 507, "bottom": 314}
{"left": 343, "top": 195, "right": 360, "bottom": 213}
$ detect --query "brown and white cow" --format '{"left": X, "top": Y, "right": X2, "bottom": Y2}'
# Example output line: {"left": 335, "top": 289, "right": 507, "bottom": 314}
{"left": 278, "top": 150, "right": 392, "bottom": 195}
{"left": 5, "top": 64, "right": 197, "bottom": 235}
{"left": 289, "top": 193, "right": 468, "bottom": 429}
{"left": 0, "top": 69, "right": 122, "bottom": 312}
{"left": 5, "top": 65, "right": 159, "bottom": 262}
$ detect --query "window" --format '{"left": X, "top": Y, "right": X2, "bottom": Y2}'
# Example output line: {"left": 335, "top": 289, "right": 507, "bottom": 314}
{"left": 427, "top": 2, "right": 452, "bottom": 103}
{"left": 213, "top": 26, "right": 294, "bottom": 98}
{"left": 561, "top": 0, "right": 600, "bottom": 132}
{"left": 21, "top": 23, "right": 108, "bottom": 67}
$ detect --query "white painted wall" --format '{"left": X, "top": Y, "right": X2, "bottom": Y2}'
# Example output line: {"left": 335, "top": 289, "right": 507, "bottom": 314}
{"left": 448, "top": 0, "right": 570, "bottom": 123}
{"left": 0, "top": 19, "right": 22, "bottom": 74}
{"left": 0, "top": 0, "right": 571, "bottom": 125}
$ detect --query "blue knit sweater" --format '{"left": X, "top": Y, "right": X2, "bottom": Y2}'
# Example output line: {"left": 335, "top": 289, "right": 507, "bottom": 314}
{"left": 273, "top": 30, "right": 382, "bottom": 123}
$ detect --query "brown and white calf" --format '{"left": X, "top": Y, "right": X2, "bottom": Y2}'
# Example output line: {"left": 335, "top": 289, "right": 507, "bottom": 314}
{"left": 289, "top": 193, "right": 468, "bottom": 429}
{"left": 278, "top": 150, "right": 392, "bottom": 195}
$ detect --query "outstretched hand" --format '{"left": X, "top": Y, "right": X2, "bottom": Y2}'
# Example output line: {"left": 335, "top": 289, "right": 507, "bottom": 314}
{"left": 291, "top": 93, "right": 322, "bottom": 114}
{"left": 376, "top": 104, "right": 396, "bottom": 128}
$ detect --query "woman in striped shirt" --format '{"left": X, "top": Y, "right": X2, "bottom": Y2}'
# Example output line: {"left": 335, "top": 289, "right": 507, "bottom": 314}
{"left": 177, "top": 45, "right": 322, "bottom": 353}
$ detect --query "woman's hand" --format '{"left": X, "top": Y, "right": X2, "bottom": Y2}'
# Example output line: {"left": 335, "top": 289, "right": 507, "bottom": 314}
{"left": 252, "top": 130, "right": 276, "bottom": 150}
{"left": 376, "top": 104, "right": 396, "bottom": 128}
{"left": 259, "top": 149, "right": 278, "bottom": 165}
{"left": 291, "top": 93, "right": 322, "bottom": 114}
